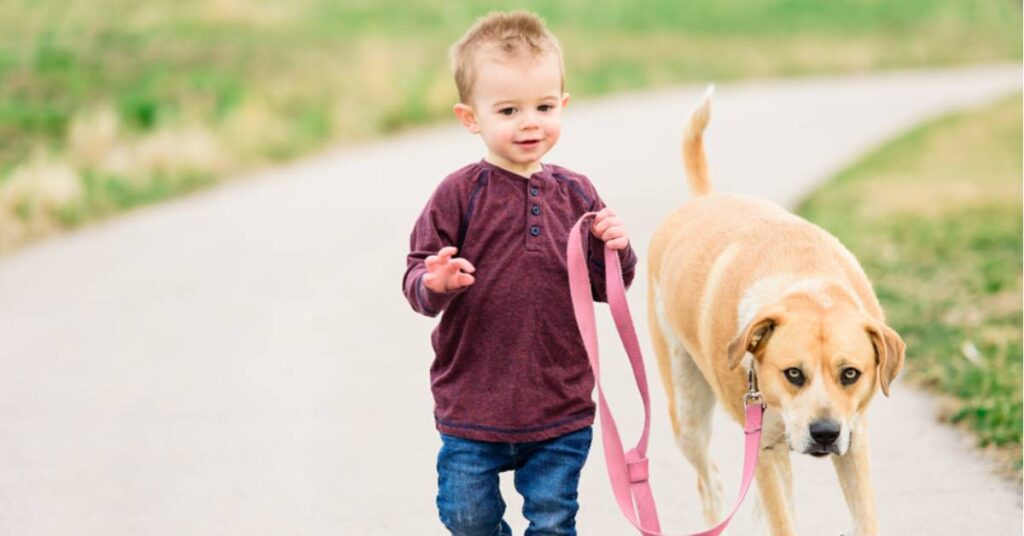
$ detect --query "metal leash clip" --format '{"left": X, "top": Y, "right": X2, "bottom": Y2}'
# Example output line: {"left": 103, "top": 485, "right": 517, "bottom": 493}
{"left": 743, "top": 368, "right": 766, "bottom": 408}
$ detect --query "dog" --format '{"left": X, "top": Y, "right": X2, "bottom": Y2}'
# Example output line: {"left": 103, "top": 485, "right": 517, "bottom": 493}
{"left": 646, "top": 89, "right": 905, "bottom": 536}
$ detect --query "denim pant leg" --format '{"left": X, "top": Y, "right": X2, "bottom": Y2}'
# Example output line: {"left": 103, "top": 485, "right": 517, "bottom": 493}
{"left": 513, "top": 426, "right": 593, "bottom": 536}
{"left": 437, "top": 434, "right": 514, "bottom": 536}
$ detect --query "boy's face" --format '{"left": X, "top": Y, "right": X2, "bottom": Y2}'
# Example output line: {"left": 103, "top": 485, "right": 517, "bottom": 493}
{"left": 454, "top": 52, "right": 569, "bottom": 176}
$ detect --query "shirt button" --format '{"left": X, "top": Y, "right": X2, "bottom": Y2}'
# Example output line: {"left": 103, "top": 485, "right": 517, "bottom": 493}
{"left": 530, "top": 226, "right": 541, "bottom": 236}
{"left": 531, "top": 205, "right": 541, "bottom": 216}
{"left": 530, "top": 187, "right": 539, "bottom": 196}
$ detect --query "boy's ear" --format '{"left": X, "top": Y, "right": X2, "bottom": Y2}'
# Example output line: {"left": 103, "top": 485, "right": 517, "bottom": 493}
{"left": 453, "top": 103, "right": 481, "bottom": 134}
{"left": 561, "top": 92, "right": 571, "bottom": 109}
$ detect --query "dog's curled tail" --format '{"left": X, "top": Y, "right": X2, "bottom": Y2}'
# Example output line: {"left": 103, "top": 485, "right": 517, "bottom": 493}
{"left": 683, "top": 84, "right": 714, "bottom": 197}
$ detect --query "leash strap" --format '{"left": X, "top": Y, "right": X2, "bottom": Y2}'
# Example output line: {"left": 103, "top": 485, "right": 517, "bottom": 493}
{"left": 567, "top": 213, "right": 764, "bottom": 536}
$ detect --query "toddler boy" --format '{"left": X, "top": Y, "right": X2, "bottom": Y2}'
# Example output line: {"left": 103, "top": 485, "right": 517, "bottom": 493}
{"left": 402, "top": 11, "right": 636, "bottom": 535}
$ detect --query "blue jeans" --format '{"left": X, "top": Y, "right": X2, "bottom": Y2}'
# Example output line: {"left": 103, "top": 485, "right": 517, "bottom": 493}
{"left": 436, "top": 426, "right": 593, "bottom": 536}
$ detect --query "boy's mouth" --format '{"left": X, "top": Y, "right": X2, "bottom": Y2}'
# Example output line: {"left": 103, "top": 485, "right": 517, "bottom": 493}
{"left": 515, "top": 139, "right": 542, "bottom": 148}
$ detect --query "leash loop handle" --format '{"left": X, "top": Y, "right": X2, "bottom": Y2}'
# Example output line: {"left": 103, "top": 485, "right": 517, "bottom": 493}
{"left": 567, "top": 212, "right": 764, "bottom": 536}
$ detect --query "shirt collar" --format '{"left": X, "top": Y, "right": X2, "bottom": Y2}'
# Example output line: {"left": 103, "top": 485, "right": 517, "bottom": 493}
{"left": 480, "top": 159, "right": 551, "bottom": 181}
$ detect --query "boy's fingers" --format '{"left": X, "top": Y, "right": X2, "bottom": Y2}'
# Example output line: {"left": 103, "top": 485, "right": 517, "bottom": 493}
{"left": 450, "top": 258, "right": 476, "bottom": 274}
{"left": 424, "top": 269, "right": 474, "bottom": 292}
{"left": 438, "top": 246, "right": 458, "bottom": 260}
{"left": 607, "top": 237, "right": 629, "bottom": 250}
{"left": 601, "top": 226, "right": 624, "bottom": 240}
{"left": 452, "top": 273, "right": 475, "bottom": 289}
{"left": 598, "top": 223, "right": 618, "bottom": 239}
{"left": 594, "top": 217, "right": 622, "bottom": 237}
{"left": 425, "top": 247, "right": 456, "bottom": 271}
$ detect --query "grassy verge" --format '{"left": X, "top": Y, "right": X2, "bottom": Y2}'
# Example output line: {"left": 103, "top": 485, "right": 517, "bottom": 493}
{"left": 1, "top": 1, "right": 1020, "bottom": 252}
{"left": 798, "top": 95, "right": 1022, "bottom": 476}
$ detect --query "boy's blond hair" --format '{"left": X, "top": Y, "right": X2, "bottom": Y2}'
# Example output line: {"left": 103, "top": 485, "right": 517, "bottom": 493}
{"left": 449, "top": 11, "right": 564, "bottom": 104}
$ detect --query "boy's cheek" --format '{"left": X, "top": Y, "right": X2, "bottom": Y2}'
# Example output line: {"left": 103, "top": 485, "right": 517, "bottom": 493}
{"left": 546, "top": 123, "right": 563, "bottom": 142}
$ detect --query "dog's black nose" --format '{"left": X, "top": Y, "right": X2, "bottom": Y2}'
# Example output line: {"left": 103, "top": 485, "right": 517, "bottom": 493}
{"left": 809, "top": 420, "right": 841, "bottom": 446}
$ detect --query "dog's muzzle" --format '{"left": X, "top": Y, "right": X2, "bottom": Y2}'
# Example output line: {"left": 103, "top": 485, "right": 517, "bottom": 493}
{"left": 805, "top": 419, "right": 842, "bottom": 457}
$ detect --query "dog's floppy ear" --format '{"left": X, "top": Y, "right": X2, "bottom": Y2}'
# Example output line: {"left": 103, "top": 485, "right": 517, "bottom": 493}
{"left": 727, "top": 306, "right": 785, "bottom": 370}
{"left": 866, "top": 322, "right": 906, "bottom": 397}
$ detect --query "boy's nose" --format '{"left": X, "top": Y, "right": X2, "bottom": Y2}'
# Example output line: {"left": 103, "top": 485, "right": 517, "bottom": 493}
{"left": 519, "top": 112, "right": 540, "bottom": 129}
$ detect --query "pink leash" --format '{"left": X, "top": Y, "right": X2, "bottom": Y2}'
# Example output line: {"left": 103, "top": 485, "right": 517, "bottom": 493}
{"left": 567, "top": 213, "right": 765, "bottom": 536}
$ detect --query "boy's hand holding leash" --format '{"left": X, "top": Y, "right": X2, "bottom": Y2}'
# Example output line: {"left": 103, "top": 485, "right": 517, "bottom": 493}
{"left": 591, "top": 207, "right": 629, "bottom": 250}
{"left": 423, "top": 246, "right": 476, "bottom": 292}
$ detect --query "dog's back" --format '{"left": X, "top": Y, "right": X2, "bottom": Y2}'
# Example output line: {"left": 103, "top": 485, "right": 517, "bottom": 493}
{"left": 647, "top": 88, "right": 888, "bottom": 392}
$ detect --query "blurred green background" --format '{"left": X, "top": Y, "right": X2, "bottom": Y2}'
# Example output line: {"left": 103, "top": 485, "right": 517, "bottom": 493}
{"left": 0, "top": 0, "right": 1020, "bottom": 249}
{"left": 0, "top": 0, "right": 1020, "bottom": 473}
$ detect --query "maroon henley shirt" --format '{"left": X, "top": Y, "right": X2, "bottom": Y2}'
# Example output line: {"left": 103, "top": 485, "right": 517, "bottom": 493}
{"left": 402, "top": 159, "right": 637, "bottom": 443}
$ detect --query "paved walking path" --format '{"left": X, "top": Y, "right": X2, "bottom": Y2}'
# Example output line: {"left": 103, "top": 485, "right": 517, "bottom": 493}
{"left": 0, "top": 64, "right": 1020, "bottom": 535}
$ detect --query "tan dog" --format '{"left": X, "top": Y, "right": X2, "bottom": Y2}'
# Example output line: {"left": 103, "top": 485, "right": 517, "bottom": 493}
{"left": 646, "top": 90, "right": 905, "bottom": 536}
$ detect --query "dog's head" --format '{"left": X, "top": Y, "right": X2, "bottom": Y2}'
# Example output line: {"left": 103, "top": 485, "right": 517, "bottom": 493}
{"left": 727, "top": 288, "right": 905, "bottom": 457}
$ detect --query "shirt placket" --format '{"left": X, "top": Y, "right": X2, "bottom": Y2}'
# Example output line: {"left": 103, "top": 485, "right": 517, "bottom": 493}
{"left": 525, "top": 177, "right": 544, "bottom": 252}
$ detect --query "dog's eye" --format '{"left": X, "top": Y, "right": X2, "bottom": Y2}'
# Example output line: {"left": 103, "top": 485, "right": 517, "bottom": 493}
{"left": 784, "top": 367, "right": 805, "bottom": 387}
{"left": 841, "top": 367, "right": 861, "bottom": 385}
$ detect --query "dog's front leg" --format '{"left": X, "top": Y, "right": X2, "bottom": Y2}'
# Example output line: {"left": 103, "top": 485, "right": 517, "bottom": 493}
{"left": 754, "top": 446, "right": 797, "bottom": 536}
{"left": 831, "top": 417, "right": 878, "bottom": 536}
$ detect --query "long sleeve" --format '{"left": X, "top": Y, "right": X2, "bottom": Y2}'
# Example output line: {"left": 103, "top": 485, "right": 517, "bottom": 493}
{"left": 402, "top": 178, "right": 468, "bottom": 317}
{"left": 584, "top": 195, "right": 638, "bottom": 303}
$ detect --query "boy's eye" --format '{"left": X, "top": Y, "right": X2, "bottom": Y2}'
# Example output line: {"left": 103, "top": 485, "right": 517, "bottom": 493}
{"left": 538, "top": 104, "right": 554, "bottom": 112}
{"left": 498, "top": 107, "right": 516, "bottom": 116}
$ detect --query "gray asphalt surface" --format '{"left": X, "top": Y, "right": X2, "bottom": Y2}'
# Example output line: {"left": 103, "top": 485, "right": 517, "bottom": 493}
{"left": 0, "top": 64, "right": 1020, "bottom": 535}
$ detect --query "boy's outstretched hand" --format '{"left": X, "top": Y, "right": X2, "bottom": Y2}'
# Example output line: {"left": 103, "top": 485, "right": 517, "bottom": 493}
{"left": 423, "top": 247, "right": 476, "bottom": 292}
{"left": 591, "top": 207, "right": 630, "bottom": 251}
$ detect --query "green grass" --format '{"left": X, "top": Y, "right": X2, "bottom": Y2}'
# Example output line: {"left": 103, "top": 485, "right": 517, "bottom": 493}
{"left": 798, "top": 96, "right": 1023, "bottom": 474}
{"left": 0, "top": 0, "right": 1020, "bottom": 251}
